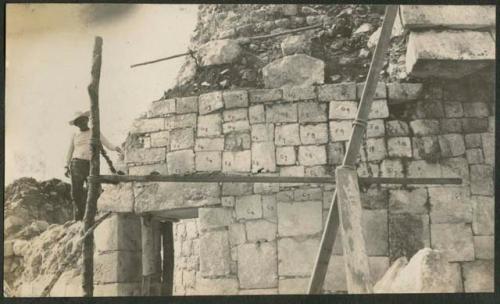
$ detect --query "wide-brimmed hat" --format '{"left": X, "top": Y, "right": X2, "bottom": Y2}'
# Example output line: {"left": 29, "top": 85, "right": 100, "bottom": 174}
{"left": 69, "top": 110, "right": 90, "bottom": 125}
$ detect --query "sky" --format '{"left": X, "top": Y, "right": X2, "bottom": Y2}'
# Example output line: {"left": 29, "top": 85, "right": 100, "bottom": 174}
{"left": 5, "top": 4, "right": 199, "bottom": 184}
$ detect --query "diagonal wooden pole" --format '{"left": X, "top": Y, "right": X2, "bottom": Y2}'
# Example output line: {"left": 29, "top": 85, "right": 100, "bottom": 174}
{"left": 307, "top": 5, "right": 398, "bottom": 294}
{"left": 82, "top": 36, "right": 103, "bottom": 297}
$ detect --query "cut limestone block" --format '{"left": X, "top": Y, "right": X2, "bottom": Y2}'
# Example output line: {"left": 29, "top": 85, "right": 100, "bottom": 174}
{"left": 389, "top": 213, "right": 430, "bottom": 262}
{"left": 262, "top": 54, "right": 324, "bottom": 88}
{"left": 199, "top": 230, "right": 231, "bottom": 277}
{"left": 430, "top": 223, "right": 474, "bottom": 262}
{"left": 277, "top": 201, "right": 322, "bottom": 237}
{"left": 406, "top": 30, "right": 495, "bottom": 79}
{"left": 98, "top": 183, "right": 135, "bottom": 213}
{"left": 400, "top": 5, "right": 495, "bottom": 30}
{"left": 462, "top": 260, "right": 494, "bottom": 292}
{"left": 238, "top": 242, "right": 278, "bottom": 289}
{"left": 374, "top": 248, "right": 463, "bottom": 293}
{"left": 277, "top": 237, "right": 319, "bottom": 276}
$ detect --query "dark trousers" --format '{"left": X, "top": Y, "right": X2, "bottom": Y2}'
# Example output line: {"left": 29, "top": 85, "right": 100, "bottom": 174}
{"left": 70, "top": 159, "right": 90, "bottom": 221}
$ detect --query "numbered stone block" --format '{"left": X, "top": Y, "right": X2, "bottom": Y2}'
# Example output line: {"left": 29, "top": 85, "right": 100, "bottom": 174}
{"left": 167, "top": 150, "right": 195, "bottom": 175}
{"left": 329, "top": 101, "right": 358, "bottom": 120}
{"left": 195, "top": 151, "right": 222, "bottom": 172}
{"left": 275, "top": 123, "right": 300, "bottom": 146}
{"left": 222, "top": 150, "right": 251, "bottom": 172}
{"left": 194, "top": 137, "right": 224, "bottom": 152}
{"left": 249, "top": 104, "right": 265, "bottom": 124}
{"left": 300, "top": 123, "right": 328, "bottom": 144}
{"left": 387, "top": 137, "right": 412, "bottom": 158}
{"left": 252, "top": 142, "right": 277, "bottom": 173}
{"left": 170, "top": 128, "right": 194, "bottom": 151}
{"left": 223, "top": 108, "right": 248, "bottom": 122}
{"left": 386, "top": 120, "right": 410, "bottom": 137}
{"left": 366, "top": 119, "right": 385, "bottom": 138}
{"left": 329, "top": 120, "right": 352, "bottom": 142}
{"left": 251, "top": 124, "right": 274, "bottom": 142}
{"left": 223, "top": 90, "right": 248, "bottom": 109}
{"left": 276, "top": 146, "right": 296, "bottom": 165}
{"left": 298, "top": 145, "right": 327, "bottom": 166}
{"left": 235, "top": 195, "right": 262, "bottom": 220}
{"left": 197, "top": 113, "right": 222, "bottom": 137}
{"left": 176, "top": 96, "right": 198, "bottom": 114}
{"left": 199, "top": 91, "right": 223, "bottom": 114}
{"left": 318, "top": 83, "right": 356, "bottom": 101}
{"left": 266, "top": 103, "right": 298, "bottom": 123}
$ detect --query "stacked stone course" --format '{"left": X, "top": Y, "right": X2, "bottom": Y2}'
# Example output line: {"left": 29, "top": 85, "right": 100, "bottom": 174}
{"left": 115, "top": 78, "right": 494, "bottom": 294}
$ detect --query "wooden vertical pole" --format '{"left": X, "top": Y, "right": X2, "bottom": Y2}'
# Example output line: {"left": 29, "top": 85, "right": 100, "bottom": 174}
{"left": 307, "top": 6, "right": 398, "bottom": 294}
{"left": 141, "top": 216, "right": 162, "bottom": 296}
{"left": 336, "top": 167, "right": 373, "bottom": 293}
{"left": 82, "top": 36, "right": 103, "bottom": 297}
{"left": 161, "top": 222, "right": 175, "bottom": 295}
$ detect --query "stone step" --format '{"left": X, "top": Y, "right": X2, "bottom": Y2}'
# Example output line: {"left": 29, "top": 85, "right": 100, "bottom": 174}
{"left": 406, "top": 30, "right": 495, "bottom": 79}
{"left": 401, "top": 5, "right": 495, "bottom": 30}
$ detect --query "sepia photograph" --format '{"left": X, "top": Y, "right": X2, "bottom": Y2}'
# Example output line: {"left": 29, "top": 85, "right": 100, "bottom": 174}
{"left": 3, "top": 2, "right": 496, "bottom": 298}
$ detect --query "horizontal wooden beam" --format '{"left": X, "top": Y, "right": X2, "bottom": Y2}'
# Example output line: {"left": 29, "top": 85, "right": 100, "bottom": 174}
{"left": 92, "top": 174, "right": 462, "bottom": 185}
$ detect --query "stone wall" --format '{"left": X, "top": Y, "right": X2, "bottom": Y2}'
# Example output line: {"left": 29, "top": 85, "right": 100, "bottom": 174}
{"left": 120, "top": 75, "right": 494, "bottom": 294}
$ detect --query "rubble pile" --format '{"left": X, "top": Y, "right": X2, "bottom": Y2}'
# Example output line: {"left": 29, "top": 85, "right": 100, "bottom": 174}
{"left": 165, "top": 4, "right": 408, "bottom": 98}
{"left": 4, "top": 178, "right": 81, "bottom": 296}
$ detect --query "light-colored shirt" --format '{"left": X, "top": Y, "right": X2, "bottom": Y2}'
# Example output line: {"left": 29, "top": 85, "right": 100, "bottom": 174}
{"left": 66, "top": 129, "right": 117, "bottom": 166}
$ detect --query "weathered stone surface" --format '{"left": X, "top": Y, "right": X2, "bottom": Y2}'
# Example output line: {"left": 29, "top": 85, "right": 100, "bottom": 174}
{"left": 176, "top": 96, "right": 198, "bottom": 114}
{"left": 360, "top": 186, "right": 388, "bottom": 210}
{"left": 228, "top": 223, "right": 246, "bottom": 245}
{"left": 329, "top": 120, "right": 352, "bottom": 142}
{"left": 387, "top": 137, "right": 412, "bottom": 158}
{"left": 274, "top": 146, "right": 295, "bottom": 166}
{"left": 362, "top": 209, "right": 389, "bottom": 255}
{"left": 278, "top": 237, "right": 319, "bottom": 276}
{"left": 262, "top": 195, "right": 277, "bottom": 219}
{"left": 464, "top": 133, "right": 482, "bottom": 148}
{"left": 98, "top": 183, "right": 135, "bottom": 213}
{"left": 195, "top": 151, "right": 221, "bottom": 171}
{"left": 149, "top": 131, "right": 170, "bottom": 148}
{"left": 470, "top": 165, "right": 493, "bottom": 195}
{"left": 199, "top": 91, "right": 224, "bottom": 115}
{"left": 248, "top": 89, "right": 282, "bottom": 103}
{"left": 199, "top": 230, "right": 231, "bottom": 277}
{"left": 428, "top": 187, "right": 471, "bottom": 224}
{"left": 281, "top": 35, "right": 310, "bottom": 55}
{"left": 223, "top": 108, "right": 248, "bottom": 122}
{"left": 194, "top": 274, "right": 238, "bottom": 295}
{"left": 300, "top": 124, "right": 328, "bottom": 145}
{"left": 463, "top": 102, "right": 489, "bottom": 118}
{"left": 266, "top": 103, "right": 297, "bottom": 123}
{"left": 194, "top": 137, "right": 224, "bottom": 151}
{"left": 223, "top": 90, "right": 248, "bottom": 109}
{"left": 275, "top": 123, "right": 300, "bottom": 146}
{"left": 130, "top": 118, "right": 165, "bottom": 134}
{"left": 279, "top": 278, "right": 309, "bottom": 294}
{"left": 407, "top": 160, "right": 441, "bottom": 178}
{"left": 251, "top": 124, "right": 274, "bottom": 142}
{"left": 165, "top": 113, "right": 197, "bottom": 130}
{"left": 481, "top": 132, "right": 494, "bottom": 165}
{"left": 361, "top": 138, "right": 387, "bottom": 161}
{"left": 284, "top": 86, "right": 316, "bottom": 101}
{"left": 461, "top": 117, "right": 489, "bottom": 133}
{"left": 224, "top": 132, "right": 251, "bottom": 151}
{"left": 410, "top": 119, "right": 440, "bottom": 136}
{"left": 198, "top": 39, "right": 241, "bottom": 67}
{"left": 324, "top": 256, "right": 390, "bottom": 293}
{"left": 380, "top": 159, "right": 404, "bottom": 177}
{"left": 251, "top": 142, "right": 276, "bottom": 173}
{"left": 197, "top": 113, "right": 222, "bottom": 137}
{"left": 294, "top": 188, "right": 322, "bottom": 201}
{"left": 356, "top": 82, "right": 387, "bottom": 99}
{"left": 389, "top": 213, "right": 430, "bottom": 262}
{"left": 235, "top": 195, "right": 262, "bottom": 220}
{"left": 366, "top": 119, "right": 385, "bottom": 138}
{"left": 134, "top": 182, "right": 220, "bottom": 212}
{"left": 473, "top": 236, "right": 494, "bottom": 260}
{"left": 246, "top": 220, "right": 277, "bottom": 242}
{"left": 199, "top": 207, "right": 232, "bottom": 231}
{"left": 262, "top": 54, "right": 324, "bottom": 88}
{"left": 318, "top": 83, "right": 356, "bottom": 101}
{"left": 374, "top": 248, "right": 463, "bottom": 293}
{"left": 406, "top": 31, "right": 495, "bottom": 78}
{"left": 167, "top": 150, "right": 195, "bottom": 175}
{"left": 431, "top": 223, "right": 474, "bottom": 262}
{"left": 471, "top": 195, "right": 494, "bottom": 235}
{"left": 389, "top": 188, "right": 428, "bottom": 214}
{"left": 298, "top": 102, "right": 327, "bottom": 122}
{"left": 249, "top": 104, "right": 265, "bottom": 124}
{"left": 438, "top": 134, "right": 465, "bottom": 157}
{"left": 222, "top": 120, "right": 250, "bottom": 134}
{"left": 222, "top": 150, "right": 251, "bottom": 172}
{"left": 277, "top": 201, "right": 322, "bottom": 236}
{"left": 329, "top": 101, "right": 358, "bottom": 120}
{"left": 368, "top": 100, "right": 389, "bottom": 119}
{"left": 125, "top": 148, "right": 165, "bottom": 164}
{"left": 440, "top": 118, "right": 462, "bottom": 133}
{"left": 387, "top": 83, "right": 423, "bottom": 103}
{"left": 412, "top": 136, "right": 440, "bottom": 160}
{"left": 400, "top": 5, "right": 495, "bottom": 29}
{"left": 169, "top": 128, "right": 194, "bottom": 151}
{"left": 462, "top": 260, "right": 494, "bottom": 292}
{"left": 443, "top": 102, "right": 464, "bottom": 118}
{"left": 95, "top": 214, "right": 141, "bottom": 253}
{"left": 238, "top": 242, "right": 278, "bottom": 289}
{"left": 94, "top": 251, "right": 141, "bottom": 284}
{"left": 222, "top": 182, "right": 252, "bottom": 196}
{"left": 466, "top": 148, "right": 484, "bottom": 164}
{"left": 148, "top": 98, "right": 176, "bottom": 118}
{"left": 298, "top": 145, "right": 327, "bottom": 166}
{"left": 327, "top": 142, "right": 345, "bottom": 165}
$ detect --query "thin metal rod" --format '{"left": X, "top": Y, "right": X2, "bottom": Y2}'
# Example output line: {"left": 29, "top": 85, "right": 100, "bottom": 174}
{"left": 130, "top": 51, "right": 191, "bottom": 68}
{"left": 92, "top": 174, "right": 461, "bottom": 185}
{"left": 308, "top": 5, "right": 399, "bottom": 294}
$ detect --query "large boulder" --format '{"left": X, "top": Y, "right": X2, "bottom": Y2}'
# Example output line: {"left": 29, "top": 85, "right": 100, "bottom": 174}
{"left": 374, "top": 248, "right": 463, "bottom": 293}
{"left": 197, "top": 39, "right": 242, "bottom": 67}
{"left": 262, "top": 54, "right": 324, "bottom": 88}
